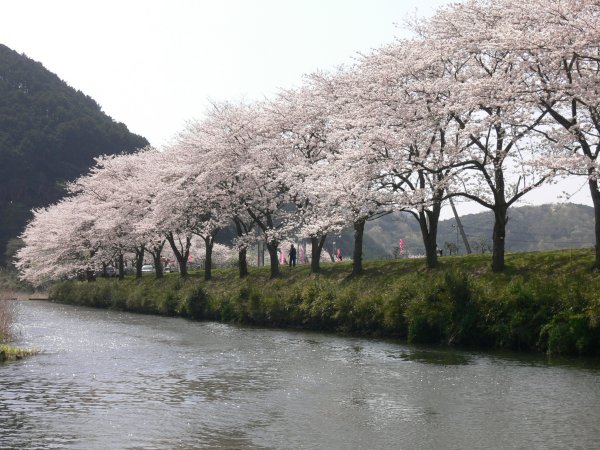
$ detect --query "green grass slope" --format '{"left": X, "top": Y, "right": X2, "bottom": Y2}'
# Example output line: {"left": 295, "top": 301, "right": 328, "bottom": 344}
{"left": 49, "top": 248, "right": 600, "bottom": 356}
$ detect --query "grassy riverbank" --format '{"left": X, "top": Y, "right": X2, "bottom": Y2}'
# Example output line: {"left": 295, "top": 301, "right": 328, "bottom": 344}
{"left": 48, "top": 248, "right": 600, "bottom": 356}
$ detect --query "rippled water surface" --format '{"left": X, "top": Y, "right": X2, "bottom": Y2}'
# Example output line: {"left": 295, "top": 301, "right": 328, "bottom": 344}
{"left": 2, "top": 301, "right": 600, "bottom": 449}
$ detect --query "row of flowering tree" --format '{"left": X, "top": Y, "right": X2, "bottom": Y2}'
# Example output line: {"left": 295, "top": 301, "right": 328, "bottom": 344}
{"left": 16, "top": 0, "right": 600, "bottom": 286}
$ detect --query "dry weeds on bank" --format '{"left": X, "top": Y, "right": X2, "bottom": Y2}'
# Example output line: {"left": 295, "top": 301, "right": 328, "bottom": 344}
{"left": 0, "top": 295, "right": 15, "bottom": 341}
{"left": 0, "top": 291, "right": 39, "bottom": 362}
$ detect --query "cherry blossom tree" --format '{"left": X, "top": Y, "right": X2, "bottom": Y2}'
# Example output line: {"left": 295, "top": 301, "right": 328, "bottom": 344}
{"left": 186, "top": 101, "right": 294, "bottom": 279}
{"left": 149, "top": 152, "right": 194, "bottom": 278}
{"left": 266, "top": 85, "right": 347, "bottom": 273}
{"left": 348, "top": 39, "right": 473, "bottom": 269}
{"left": 231, "top": 214, "right": 255, "bottom": 278}
{"left": 307, "top": 69, "right": 393, "bottom": 276}
{"left": 154, "top": 148, "right": 230, "bottom": 281}
{"left": 16, "top": 195, "right": 98, "bottom": 286}
{"left": 69, "top": 148, "right": 167, "bottom": 279}
{"left": 174, "top": 104, "right": 259, "bottom": 278}
{"left": 21, "top": 0, "right": 600, "bottom": 283}
{"left": 415, "top": 1, "right": 558, "bottom": 272}
{"left": 487, "top": 0, "right": 600, "bottom": 269}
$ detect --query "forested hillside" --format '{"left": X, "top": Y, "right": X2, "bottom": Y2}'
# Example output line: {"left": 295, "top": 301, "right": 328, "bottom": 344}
{"left": 0, "top": 44, "right": 148, "bottom": 264}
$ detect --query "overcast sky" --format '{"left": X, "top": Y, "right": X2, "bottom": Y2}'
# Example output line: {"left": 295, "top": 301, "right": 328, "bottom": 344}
{"left": 0, "top": 0, "right": 592, "bottom": 215}
{"left": 1, "top": 0, "right": 452, "bottom": 146}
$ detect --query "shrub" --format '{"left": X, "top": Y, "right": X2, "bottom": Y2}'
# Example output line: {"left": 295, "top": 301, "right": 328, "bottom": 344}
{"left": 233, "top": 285, "right": 263, "bottom": 323}
{"left": 405, "top": 281, "right": 452, "bottom": 344}
{"left": 540, "top": 312, "right": 597, "bottom": 355}
{"left": 247, "top": 289, "right": 263, "bottom": 323}
{"left": 110, "top": 284, "right": 129, "bottom": 310}
{"left": 333, "top": 289, "right": 356, "bottom": 331}
{"left": 87, "top": 283, "right": 112, "bottom": 308}
{"left": 217, "top": 297, "right": 236, "bottom": 322}
{"left": 486, "top": 279, "right": 558, "bottom": 351}
{"left": 299, "top": 282, "right": 337, "bottom": 330}
{"left": 382, "top": 286, "right": 412, "bottom": 337}
{"left": 181, "top": 286, "right": 209, "bottom": 320}
{"left": 126, "top": 283, "right": 148, "bottom": 312}
{"left": 261, "top": 295, "right": 288, "bottom": 326}
{"left": 334, "top": 288, "right": 385, "bottom": 334}
{"left": 354, "top": 294, "right": 386, "bottom": 334}
{"left": 158, "top": 290, "right": 179, "bottom": 316}
{"left": 49, "top": 281, "right": 77, "bottom": 304}
{"left": 278, "top": 290, "right": 304, "bottom": 326}
{"left": 445, "top": 271, "right": 483, "bottom": 346}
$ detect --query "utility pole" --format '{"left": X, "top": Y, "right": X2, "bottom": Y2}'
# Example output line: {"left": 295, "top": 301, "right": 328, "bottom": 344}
{"left": 256, "top": 226, "right": 264, "bottom": 266}
{"left": 449, "top": 196, "right": 472, "bottom": 254}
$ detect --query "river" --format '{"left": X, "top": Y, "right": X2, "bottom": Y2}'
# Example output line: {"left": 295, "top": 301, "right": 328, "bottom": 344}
{"left": 1, "top": 300, "right": 599, "bottom": 449}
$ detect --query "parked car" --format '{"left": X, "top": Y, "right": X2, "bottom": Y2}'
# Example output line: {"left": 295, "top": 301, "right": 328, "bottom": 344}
{"left": 105, "top": 266, "right": 117, "bottom": 277}
{"left": 141, "top": 264, "right": 155, "bottom": 273}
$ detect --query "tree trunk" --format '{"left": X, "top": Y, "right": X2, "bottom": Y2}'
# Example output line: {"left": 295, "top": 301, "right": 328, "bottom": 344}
{"left": 266, "top": 240, "right": 280, "bottom": 278}
{"left": 177, "top": 255, "right": 188, "bottom": 277}
{"left": 417, "top": 212, "right": 439, "bottom": 269}
{"left": 234, "top": 219, "right": 249, "bottom": 278}
{"left": 203, "top": 236, "right": 214, "bottom": 281}
{"left": 135, "top": 245, "right": 145, "bottom": 279}
{"left": 118, "top": 253, "right": 125, "bottom": 280}
{"left": 491, "top": 204, "right": 508, "bottom": 272}
{"left": 246, "top": 211, "right": 279, "bottom": 277}
{"left": 152, "top": 253, "right": 164, "bottom": 279}
{"left": 166, "top": 233, "right": 190, "bottom": 278}
{"left": 146, "top": 241, "right": 165, "bottom": 279}
{"left": 310, "top": 235, "right": 326, "bottom": 274}
{"left": 589, "top": 178, "right": 600, "bottom": 270}
{"left": 491, "top": 149, "right": 508, "bottom": 273}
{"left": 352, "top": 219, "right": 365, "bottom": 276}
{"left": 238, "top": 247, "right": 248, "bottom": 278}
{"left": 86, "top": 269, "right": 95, "bottom": 282}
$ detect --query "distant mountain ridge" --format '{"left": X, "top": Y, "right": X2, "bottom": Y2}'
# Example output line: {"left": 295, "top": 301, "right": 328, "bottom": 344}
{"left": 361, "top": 203, "right": 595, "bottom": 259}
{"left": 213, "top": 203, "right": 595, "bottom": 261}
{"left": 302, "top": 203, "right": 594, "bottom": 261}
{"left": 0, "top": 44, "right": 148, "bottom": 263}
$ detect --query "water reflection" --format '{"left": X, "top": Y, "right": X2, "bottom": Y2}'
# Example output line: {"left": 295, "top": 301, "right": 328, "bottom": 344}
{"left": 1, "top": 301, "right": 600, "bottom": 449}
{"left": 396, "top": 348, "right": 473, "bottom": 366}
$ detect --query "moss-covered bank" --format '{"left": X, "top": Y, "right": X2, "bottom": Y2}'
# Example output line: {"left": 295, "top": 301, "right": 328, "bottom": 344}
{"left": 0, "top": 344, "right": 37, "bottom": 362}
{"left": 49, "top": 248, "right": 600, "bottom": 356}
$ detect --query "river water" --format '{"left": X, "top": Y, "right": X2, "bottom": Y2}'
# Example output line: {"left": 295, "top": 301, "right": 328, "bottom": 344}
{"left": 1, "top": 301, "right": 599, "bottom": 449}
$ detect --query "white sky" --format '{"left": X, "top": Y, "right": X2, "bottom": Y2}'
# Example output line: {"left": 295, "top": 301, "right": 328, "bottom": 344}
{"left": 0, "top": 0, "right": 593, "bottom": 218}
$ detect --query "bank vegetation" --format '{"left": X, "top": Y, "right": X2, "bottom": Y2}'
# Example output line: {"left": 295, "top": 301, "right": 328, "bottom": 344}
{"left": 0, "top": 291, "right": 37, "bottom": 362}
{"left": 47, "top": 248, "right": 600, "bottom": 357}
